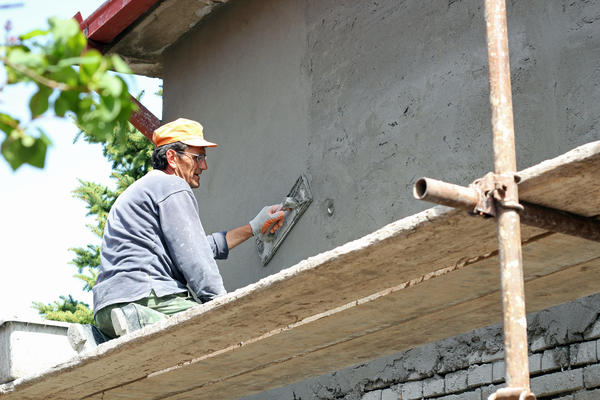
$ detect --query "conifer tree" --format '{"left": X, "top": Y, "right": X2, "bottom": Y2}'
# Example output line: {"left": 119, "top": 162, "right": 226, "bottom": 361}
{"left": 34, "top": 107, "right": 154, "bottom": 323}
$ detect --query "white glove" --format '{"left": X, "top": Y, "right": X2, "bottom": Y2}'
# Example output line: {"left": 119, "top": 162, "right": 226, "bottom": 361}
{"left": 249, "top": 204, "right": 285, "bottom": 236}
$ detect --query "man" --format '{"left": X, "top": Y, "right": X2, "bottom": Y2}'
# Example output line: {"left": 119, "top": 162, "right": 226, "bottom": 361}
{"left": 92, "top": 118, "right": 284, "bottom": 338}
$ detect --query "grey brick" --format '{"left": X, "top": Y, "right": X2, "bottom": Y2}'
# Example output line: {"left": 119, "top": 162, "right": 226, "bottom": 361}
{"left": 574, "top": 388, "right": 600, "bottom": 400}
{"left": 542, "top": 347, "right": 569, "bottom": 372}
{"left": 531, "top": 369, "right": 584, "bottom": 397}
{"left": 401, "top": 381, "right": 422, "bottom": 400}
{"left": 542, "top": 349, "right": 559, "bottom": 372}
{"left": 490, "top": 355, "right": 540, "bottom": 383}
{"left": 445, "top": 370, "right": 468, "bottom": 393}
{"left": 481, "top": 383, "right": 506, "bottom": 399}
{"left": 423, "top": 376, "right": 444, "bottom": 397}
{"left": 492, "top": 360, "right": 505, "bottom": 383}
{"left": 553, "top": 395, "right": 573, "bottom": 400}
{"left": 481, "top": 350, "right": 504, "bottom": 363}
{"left": 468, "top": 363, "right": 492, "bottom": 388}
{"left": 381, "top": 388, "right": 398, "bottom": 400}
{"left": 583, "top": 364, "right": 600, "bottom": 389}
{"left": 529, "top": 353, "right": 543, "bottom": 375}
{"left": 531, "top": 336, "right": 549, "bottom": 352}
{"left": 584, "top": 319, "right": 600, "bottom": 340}
{"left": 362, "top": 390, "right": 382, "bottom": 400}
{"left": 436, "top": 388, "right": 481, "bottom": 400}
{"left": 467, "top": 351, "right": 483, "bottom": 366}
{"left": 571, "top": 342, "right": 598, "bottom": 367}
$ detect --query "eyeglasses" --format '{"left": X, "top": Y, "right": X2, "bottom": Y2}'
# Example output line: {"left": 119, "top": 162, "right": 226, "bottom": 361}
{"left": 179, "top": 151, "right": 207, "bottom": 163}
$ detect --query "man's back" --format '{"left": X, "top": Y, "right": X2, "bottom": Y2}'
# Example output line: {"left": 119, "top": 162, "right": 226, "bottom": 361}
{"left": 93, "top": 170, "right": 226, "bottom": 314}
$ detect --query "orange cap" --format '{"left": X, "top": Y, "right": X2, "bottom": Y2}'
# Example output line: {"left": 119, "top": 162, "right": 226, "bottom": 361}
{"left": 152, "top": 118, "right": 218, "bottom": 148}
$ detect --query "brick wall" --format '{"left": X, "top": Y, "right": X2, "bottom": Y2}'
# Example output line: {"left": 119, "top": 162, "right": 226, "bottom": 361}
{"left": 243, "top": 293, "right": 600, "bottom": 400}
{"left": 361, "top": 342, "right": 600, "bottom": 399}
{"left": 359, "top": 295, "right": 600, "bottom": 400}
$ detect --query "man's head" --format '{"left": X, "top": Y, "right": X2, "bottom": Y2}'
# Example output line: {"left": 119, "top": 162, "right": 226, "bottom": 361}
{"left": 151, "top": 118, "right": 218, "bottom": 188}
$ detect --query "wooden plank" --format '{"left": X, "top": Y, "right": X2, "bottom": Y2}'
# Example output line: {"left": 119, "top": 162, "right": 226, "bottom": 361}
{"left": 518, "top": 141, "right": 600, "bottom": 216}
{"left": 1, "top": 142, "right": 598, "bottom": 400}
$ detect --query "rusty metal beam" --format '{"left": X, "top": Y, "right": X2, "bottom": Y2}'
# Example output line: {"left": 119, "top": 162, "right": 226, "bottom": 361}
{"left": 414, "top": 177, "right": 600, "bottom": 243}
{"left": 483, "top": 0, "right": 531, "bottom": 397}
{"left": 519, "top": 202, "right": 600, "bottom": 243}
{"left": 413, "top": 178, "right": 479, "bottom": 211}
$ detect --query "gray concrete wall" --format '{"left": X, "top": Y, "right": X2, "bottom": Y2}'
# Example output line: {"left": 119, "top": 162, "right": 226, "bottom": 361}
{"left": 163, "top": 0, "right": 312, "bottom": 288}
{"left": 163, "top": 0, "right": 600, "bottom": 290}
{"left": 162, "top": 0, "right": 600, "bottom": 398}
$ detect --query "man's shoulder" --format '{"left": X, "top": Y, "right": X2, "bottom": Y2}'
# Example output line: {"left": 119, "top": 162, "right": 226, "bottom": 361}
{"left": 124, "top": 171, "right": 191, "bottom": 201}
{"left": 142, "top": 170, "right": 184, "bottom": 184}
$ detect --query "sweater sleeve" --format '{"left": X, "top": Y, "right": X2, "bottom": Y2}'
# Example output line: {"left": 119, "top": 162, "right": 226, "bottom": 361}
{"left": 158, "top": 190, "right": 227, "bottom": 302}
{"left": 206, "top": 231, "right": 229, "bottom": 260}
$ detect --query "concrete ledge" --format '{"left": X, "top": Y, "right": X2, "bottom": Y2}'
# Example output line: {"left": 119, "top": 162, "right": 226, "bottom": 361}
{"left": 0, "top": 319, "right": 76, "bottom": 384}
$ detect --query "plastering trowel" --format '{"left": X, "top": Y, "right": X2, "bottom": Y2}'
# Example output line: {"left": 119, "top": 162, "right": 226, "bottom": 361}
{"left": 256, "top": 175, "right": 312, "bottom": 265}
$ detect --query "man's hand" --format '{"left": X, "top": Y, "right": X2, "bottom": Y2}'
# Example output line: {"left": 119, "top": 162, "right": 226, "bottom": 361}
{"left": 249, "top": 204, "right": 285, "bottom": 236}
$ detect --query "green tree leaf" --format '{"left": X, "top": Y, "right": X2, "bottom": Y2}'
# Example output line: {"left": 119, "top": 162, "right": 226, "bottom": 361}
{"left": 7, "top": 48, "right": 46, "bottom": 71}
{"left": 0, "top": 113, "right": 20, "bottom": 135}
{"left": 29, "top": 85, "right": 53, "bottom": 118}
{"left": 48, "top": 17, "right": 87, "bottom": 59}
{"left": 98, "top": 95, "right": 122, "bottom": 122}
{"left": 78, "top": 50, "right": 103, "bottom": 85}
{"left": 98, "top": 74, "right": 124, "bottom": 98}
{"left": 28, "top": 131, "right": 52, "bottom": 168}
{"left": 110, "top": 54, "right": 132, "bottom": 74}
{"left": 1, "top": 130, "right": 51, "bottom": 170}
{"left": 49, "top": 66, "right": 79, "bottom": 87}
{"left": 54, "top": 90, "right": 79, "bottom": 117}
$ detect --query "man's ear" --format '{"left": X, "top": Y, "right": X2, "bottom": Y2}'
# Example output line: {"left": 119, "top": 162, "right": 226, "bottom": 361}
{"left": 166, "top": 149, "right": 179, "bottom": 169}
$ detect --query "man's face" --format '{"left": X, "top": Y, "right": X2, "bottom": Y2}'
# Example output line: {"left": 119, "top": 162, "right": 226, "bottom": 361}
{"left": 172, "top": 146, "right": 207, "bottom": 188}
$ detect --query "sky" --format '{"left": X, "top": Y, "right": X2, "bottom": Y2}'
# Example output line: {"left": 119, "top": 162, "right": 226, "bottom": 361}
{"left": 0, "top": 0, "right": 162, "bottom": 320}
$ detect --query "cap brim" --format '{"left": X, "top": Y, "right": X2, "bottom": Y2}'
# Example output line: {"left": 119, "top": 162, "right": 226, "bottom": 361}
{"left": 180, "top": 138, "right": 218, "bottom": 147}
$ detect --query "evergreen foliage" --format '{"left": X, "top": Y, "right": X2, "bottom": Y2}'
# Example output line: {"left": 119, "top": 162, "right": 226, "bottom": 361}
{"left": 34, "top": 108, "right": 154, "bottom": 323}
{"left": 32, "top": 295, "right": 94, "bottom": 324}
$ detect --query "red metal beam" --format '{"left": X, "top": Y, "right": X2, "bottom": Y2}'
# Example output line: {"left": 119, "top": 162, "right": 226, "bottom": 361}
{"left": 79, "top": 0, "right": 159, "bottom": 44}
{"left": 74, "top": 11, "right": 105, "bottom": 51}
{"left": 73, "top": 11, "right": 83, "bottom": 25}
{"left": 130, "top": 96, "right": 161, "bottom": 141}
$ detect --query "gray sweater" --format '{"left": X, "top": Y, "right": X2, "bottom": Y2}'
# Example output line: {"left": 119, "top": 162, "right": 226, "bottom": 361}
{"left": 93, "top": 170, "right": 228, "bottom": 315}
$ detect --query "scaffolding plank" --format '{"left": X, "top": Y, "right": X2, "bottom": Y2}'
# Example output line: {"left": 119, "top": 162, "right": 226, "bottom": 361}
{"left": 518, "top": 141, "right": 600, "bottom": 216}
{"left": 1, "top": 141, "right": 599, "bottom": 400}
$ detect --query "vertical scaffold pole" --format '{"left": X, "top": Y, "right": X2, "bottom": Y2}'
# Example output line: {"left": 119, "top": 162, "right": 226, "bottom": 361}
{"left": 484, "top": 0, "right": 532, "bottom": 395}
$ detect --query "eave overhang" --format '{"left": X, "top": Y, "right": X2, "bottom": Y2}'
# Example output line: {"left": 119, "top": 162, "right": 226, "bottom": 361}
{"left": 75, "top": 0, "right": 230, "bottom": 78}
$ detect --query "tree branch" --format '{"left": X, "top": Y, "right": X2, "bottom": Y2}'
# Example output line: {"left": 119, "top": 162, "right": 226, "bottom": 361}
{"left": 0, "top": 55, "right": 89, "bottom": 92}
